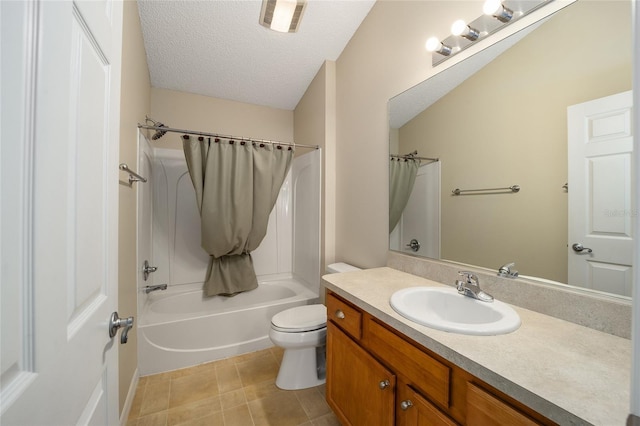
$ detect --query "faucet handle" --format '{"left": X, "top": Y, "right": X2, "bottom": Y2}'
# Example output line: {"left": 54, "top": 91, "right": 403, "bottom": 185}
{"left": 498, "top": 262, "right": 519, "bottom": 278}
{"left": 458, "top": 271, "right": 479, "bottom": 285}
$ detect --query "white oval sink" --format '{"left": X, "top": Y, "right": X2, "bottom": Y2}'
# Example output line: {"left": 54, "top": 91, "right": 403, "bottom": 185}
{"left": 390, "top": 286, "right": 521, "bottom": 336}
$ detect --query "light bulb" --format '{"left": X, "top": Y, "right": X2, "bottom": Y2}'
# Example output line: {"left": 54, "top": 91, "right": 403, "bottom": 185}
{"left": 483, "top": 0, "right": 502, "bottom": 16}
{"left": 425, "top": 37, "right": 441, "bottom": 52}
{"left": 483, "top": 0, "right": 513, "bottom": 22}
{"left": 451, "top": 19, "right": 479, "bottom": 41}
{"left": 451, "top": 20, "right": 468, "bottom": 36}
{"left": 425, "top": 37, "right": 452, "bottom": 56}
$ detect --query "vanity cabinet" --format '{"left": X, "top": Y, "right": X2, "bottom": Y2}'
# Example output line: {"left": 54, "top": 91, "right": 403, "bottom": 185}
{"left": 326, "top": 291, "right": 556, "bottom": 426}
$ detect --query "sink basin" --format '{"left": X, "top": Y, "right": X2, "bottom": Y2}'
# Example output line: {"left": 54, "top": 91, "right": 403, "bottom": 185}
{"left": 389, "top": 286, "right": 521, "bottom": 336}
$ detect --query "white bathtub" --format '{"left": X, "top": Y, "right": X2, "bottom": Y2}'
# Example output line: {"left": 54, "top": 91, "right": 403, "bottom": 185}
{"left": 137, "top": 276, "right": 319, "bottom": 376}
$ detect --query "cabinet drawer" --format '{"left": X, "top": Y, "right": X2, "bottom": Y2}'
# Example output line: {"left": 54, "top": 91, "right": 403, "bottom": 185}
{"left": 326, "top": 292, "right": 362, "bottom": 340}
{"left": 466, "top": 383, "right": 541, "bottom": 426}
{"left": 365, "top": 317, "right": 450, "bottom": 408}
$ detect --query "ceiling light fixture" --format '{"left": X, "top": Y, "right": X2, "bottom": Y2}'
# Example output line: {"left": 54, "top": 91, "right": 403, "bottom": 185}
{"left": 260, "top": 0, "right": 306, "bottom": 33}
{"left": 483, "top": 0, "right": 514, "bottom": 23}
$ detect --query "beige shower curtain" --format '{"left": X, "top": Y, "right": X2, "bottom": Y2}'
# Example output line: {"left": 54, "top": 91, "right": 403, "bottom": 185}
{"left": 389, "top": 158, "right": 420, "bottom": 233}
{"left": 183, "top": 135, "right": 293, "bottom": 297}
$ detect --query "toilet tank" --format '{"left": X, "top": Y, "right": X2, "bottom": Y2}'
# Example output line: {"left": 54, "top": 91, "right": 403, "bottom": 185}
{"left": 326, "top": 262, "right": 361, "bottom": 274}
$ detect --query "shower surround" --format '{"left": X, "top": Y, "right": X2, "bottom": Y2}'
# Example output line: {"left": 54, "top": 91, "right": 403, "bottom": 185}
{"left": 137, "top": 142, "right": 321, "bottom": 375}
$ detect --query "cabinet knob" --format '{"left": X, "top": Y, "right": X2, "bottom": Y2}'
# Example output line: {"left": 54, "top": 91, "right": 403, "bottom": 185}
{"left": 379, "top": 379, "right": 391, "bottom": 390}
{"left": 400, "top": 400, "right": 413, "bottom": 411}
{"left": 335, "top": 309, "right": 345, "bottom": 319}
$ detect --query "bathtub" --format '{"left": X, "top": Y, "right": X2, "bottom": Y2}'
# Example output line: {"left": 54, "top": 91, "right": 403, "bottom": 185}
{"left": 137, "top": 276, "right": 319, "bottom": 376}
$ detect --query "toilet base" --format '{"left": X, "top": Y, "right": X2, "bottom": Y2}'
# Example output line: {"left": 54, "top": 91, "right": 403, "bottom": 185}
{"left": 275, "top": 346, "right": 326, "bottom": 390}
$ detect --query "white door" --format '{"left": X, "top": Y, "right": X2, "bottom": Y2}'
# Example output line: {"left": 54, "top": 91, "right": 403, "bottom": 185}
{"left": 567, "top": 91, "right": 633, "bottom": 297}
{"left": 399, "top": 161, "right": 441, "bottom": 259}
{"left": 1, "top": 0, "right": 123, "bottom": 424}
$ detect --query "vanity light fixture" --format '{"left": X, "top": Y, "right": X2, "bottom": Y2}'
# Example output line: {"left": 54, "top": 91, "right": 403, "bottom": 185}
{"left": 259, "top": 0, "right": 306, "bottom": 33}
{"left": 425, "top": 37, "right": 453, "bottom": 56}
{"left": 451, "top": 20, "right": 480, "bottom": 41}
{"left": 426, "top": 0, "right": 553, "bottom": 66}
{"left": 483, "top": 0, "right": 514, "bottom": 23}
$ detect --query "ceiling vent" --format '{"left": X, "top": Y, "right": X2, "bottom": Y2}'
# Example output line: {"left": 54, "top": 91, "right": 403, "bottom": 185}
{"left": 260, "top": 0, "right": 306, "bottom": 33}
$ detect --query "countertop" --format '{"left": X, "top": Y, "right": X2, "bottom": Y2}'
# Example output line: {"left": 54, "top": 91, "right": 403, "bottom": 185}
{"left": 322, "top": 267, "right": 631, "bottom": 426}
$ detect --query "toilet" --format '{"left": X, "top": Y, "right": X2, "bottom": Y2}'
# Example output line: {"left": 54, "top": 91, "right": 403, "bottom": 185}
{"left": 269, "top": 262, "right": 361, "bottom": 390}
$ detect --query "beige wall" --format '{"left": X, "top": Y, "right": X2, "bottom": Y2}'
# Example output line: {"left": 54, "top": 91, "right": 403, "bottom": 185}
{"left": 334, "top": 1, "right": 479, "bottom": 268}
{"left": 294, "top": 61, "right": 337, "bottom": 282}
{"left": 118, "top": 0, "right": 150, "bottom": 416}
{"left": 398, "top": 0, "right": 632, "bottom": 283}
{"left": 148, "top": 88, "right": 294, "bottom": 150}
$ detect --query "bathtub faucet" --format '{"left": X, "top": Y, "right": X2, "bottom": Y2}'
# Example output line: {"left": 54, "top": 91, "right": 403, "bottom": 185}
{"left": 145, "top": 284, "right": 168, "bottom": 294}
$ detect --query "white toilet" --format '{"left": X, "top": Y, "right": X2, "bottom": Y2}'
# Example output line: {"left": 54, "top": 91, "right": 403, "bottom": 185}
{"left": 269, "top": 262, "right": 361, "bottom": 390}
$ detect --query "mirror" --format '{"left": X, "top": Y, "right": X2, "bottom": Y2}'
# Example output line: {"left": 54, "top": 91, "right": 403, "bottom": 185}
{"left": 389, "top": 0, "right": 633, "bottom": 298}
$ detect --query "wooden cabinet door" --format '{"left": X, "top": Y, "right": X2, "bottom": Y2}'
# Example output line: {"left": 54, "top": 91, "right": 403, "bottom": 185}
{"left": 327, "top": 321, "right": 396, "bottom": 426}
{"left": 397, "top": 382, "right": 459, "bottom": 426}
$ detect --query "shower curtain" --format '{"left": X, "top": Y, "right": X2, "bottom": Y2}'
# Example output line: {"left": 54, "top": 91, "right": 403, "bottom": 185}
{"left": 183, "top": 136, "right": 293, "bottom": 297}
{"left": 389, "top": 158, "right": 420, "bottom": 233}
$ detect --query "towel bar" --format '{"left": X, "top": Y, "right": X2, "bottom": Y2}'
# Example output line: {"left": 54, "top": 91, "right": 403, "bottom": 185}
{"left": 119, "top": 163, "right": 147, "bottom": 185}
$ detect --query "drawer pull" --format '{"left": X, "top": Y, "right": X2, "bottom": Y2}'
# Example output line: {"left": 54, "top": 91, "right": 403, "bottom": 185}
{"left": 400, "top": 400, "right": 413, "bottom": 411}
{"left": 379, "top": 379, "right": 391, "bottom": 390}
{"left": 335, "top": 309, "right": 345, "bottom": 319}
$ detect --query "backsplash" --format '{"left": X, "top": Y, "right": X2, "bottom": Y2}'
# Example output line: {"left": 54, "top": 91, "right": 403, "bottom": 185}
{"left": 387, "top": 251, "right": 632, "bottom": 339}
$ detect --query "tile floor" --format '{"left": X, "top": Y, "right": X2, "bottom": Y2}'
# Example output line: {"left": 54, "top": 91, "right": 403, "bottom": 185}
{"left": 126, "top": 347, "right": 341, "bottom": 426}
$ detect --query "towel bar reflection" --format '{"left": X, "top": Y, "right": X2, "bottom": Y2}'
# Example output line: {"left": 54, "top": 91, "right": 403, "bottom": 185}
{"left": 119, "top": 163, "right": 147, "bottom": 185}
{"left": 452, "top": 185, "right": 520, "bottom": 195}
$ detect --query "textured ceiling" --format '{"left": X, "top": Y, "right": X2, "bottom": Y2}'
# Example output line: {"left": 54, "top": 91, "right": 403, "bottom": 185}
{"left": 137, "top": 0, "right": 376, "bottom": 111}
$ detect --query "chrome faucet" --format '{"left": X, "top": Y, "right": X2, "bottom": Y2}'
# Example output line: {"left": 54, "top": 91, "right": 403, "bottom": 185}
{"left": 455, "top": 271, "right": 494, "bottom": 303}
{"left": 497, "top": 262, "right": 519, "bottom": 278}
{"left": 144, "top": 284, "right": 168, "bottom": 294}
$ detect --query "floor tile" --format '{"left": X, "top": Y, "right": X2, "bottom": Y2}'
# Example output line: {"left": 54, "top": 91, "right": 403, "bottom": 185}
{"left": 236, "top": 353, "right": 279, "bottom": 387}
{"left": 295, "top": 388, "right": 332, "bottom": 419}
{"left": 222, "top": 403, "right": 254, "bottom": 425}
{"left": 216, "top": 363, "right": 243, "bottom": 394}
{"left": 248, "top": 392, "right": 309, "bottom": 426}
{"left": 136, "top": 411, "right": 168, "bottom": 426}
{"left": 169, "top": 372, "right": 220, "bottom": 409}
{"left": 140, "top": 381, "right": 171, "bottom": 417}
{"left": 167, "top": 396, "right": 221, "bottom": 425}
{"left": 220, "top": 388, "right": 247, "bottom": 410}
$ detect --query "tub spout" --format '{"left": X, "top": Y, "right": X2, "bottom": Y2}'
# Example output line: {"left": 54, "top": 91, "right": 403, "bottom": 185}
{"left": 145, "top": 284, "right": 168, "bottom": 294}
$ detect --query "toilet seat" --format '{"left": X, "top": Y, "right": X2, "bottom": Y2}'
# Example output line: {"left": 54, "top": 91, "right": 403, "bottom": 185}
{"left": 271, "top": 304, "right": 327, "bottom": 333}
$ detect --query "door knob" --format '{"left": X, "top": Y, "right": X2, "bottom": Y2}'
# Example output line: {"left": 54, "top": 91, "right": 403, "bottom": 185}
{"left": 143, "top": 260, "right": 158, "bottom": 281}
{"left": 109, "top": 312, "right": 134, "bottom": 344}
{"left": 572, "top": 243, "right": 593, "bottom": 253}
{"left": 379, "top": 380, "right": 391, "bottom": 390}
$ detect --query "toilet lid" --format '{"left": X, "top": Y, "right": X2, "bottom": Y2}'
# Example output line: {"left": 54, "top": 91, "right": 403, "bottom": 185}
{"left": 271, "top": 304, "right": 327, "bottom": 332}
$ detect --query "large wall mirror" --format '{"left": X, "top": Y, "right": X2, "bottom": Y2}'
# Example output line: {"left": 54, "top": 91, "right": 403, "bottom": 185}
{"left": 389, "top": 0, "right": 633, "bottom": 298}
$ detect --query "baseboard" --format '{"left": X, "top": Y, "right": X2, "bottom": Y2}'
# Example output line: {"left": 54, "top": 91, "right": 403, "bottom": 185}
{"left": 119, "top": 368, "right": 140, "bottom": 426}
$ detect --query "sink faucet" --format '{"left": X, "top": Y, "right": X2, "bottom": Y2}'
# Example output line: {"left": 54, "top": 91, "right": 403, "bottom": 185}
{"left": 455, "top": 271, "right": 494, "bottom": 303}
{"left": 497, "top": 262, "right": 518, "bottom": 278}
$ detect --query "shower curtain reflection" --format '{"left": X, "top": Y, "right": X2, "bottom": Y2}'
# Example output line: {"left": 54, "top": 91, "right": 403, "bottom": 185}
{"left": 389, "top": 157, "right": 420, "bottom": 232}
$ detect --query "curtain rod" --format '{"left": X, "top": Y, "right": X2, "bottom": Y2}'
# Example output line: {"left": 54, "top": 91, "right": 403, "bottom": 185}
{"left": 137, "top": 124, "right": 319, "bottom": 150}
{"left": 390, "top": 153, "right": 439, "bottom": 162}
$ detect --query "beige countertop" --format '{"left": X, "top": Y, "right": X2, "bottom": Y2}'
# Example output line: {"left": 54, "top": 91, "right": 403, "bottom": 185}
{"left": 322, "top": 267, "right": 631, "bottom": 426}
